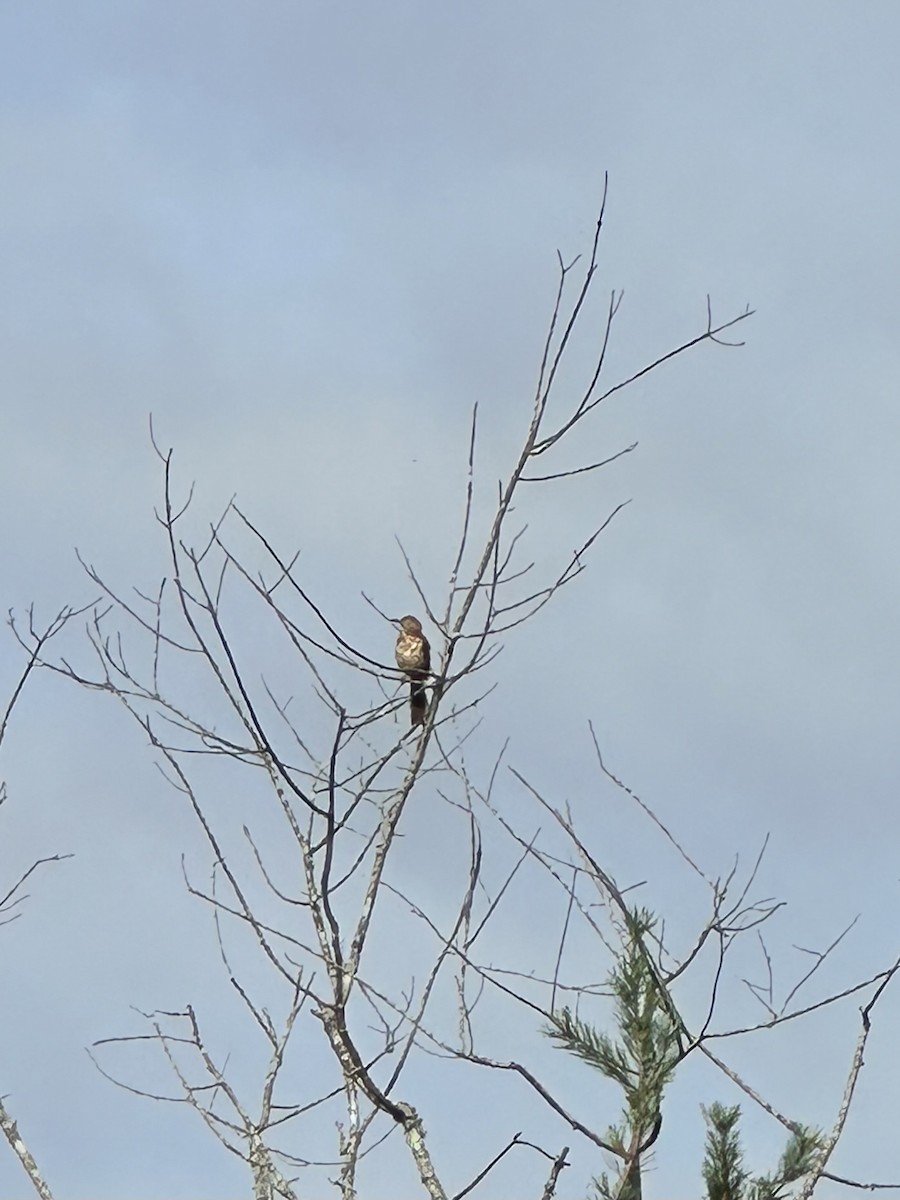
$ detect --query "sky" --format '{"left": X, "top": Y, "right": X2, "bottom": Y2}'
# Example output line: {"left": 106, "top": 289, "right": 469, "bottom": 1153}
{"left": 2, "top": 2, "right": 900, "bottom": 1198}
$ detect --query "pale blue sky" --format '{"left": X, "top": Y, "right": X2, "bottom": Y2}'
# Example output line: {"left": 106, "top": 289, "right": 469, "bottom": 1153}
{"left": 2, "top": 3, "right": 899, "bottom": 1197}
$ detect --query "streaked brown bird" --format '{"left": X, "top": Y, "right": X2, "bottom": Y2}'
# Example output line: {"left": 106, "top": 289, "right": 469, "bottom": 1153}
{"left": 394, "top": 615, "right": 431, "bottom": 726}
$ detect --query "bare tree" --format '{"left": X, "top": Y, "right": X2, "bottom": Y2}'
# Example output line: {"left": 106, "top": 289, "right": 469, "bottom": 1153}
{"left": 17, "top": 188, "right": 900, "bottom": 1198}
{"left": 0, "top": 606, "right": 83, "bottom": 1200}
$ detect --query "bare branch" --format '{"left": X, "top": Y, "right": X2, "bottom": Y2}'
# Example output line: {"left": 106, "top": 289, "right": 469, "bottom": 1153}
{"left": 0, "top": 1100, "right": 55, "bottom": 1200}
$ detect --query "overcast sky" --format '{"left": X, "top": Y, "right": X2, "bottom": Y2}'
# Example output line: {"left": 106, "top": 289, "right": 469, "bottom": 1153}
{"left": 2, "top": 3, "right": 900, "bottom": 1198}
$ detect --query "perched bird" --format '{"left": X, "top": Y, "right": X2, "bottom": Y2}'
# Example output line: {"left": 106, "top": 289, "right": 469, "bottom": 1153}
{"left": 394, "top": 615, "right": 431, "bottom": 726}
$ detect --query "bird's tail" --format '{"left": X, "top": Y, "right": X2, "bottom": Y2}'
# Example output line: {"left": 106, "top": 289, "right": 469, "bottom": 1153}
{"left": 409, "top": 675, "right": 428, "bottom": 725}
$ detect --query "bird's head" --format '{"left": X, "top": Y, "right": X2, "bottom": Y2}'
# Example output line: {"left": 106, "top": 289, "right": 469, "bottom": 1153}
{"left": 397, "top": 615, "right": 423, "bottom": 634}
